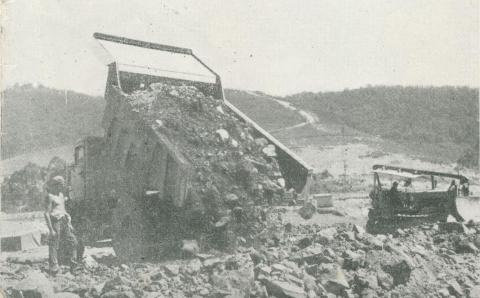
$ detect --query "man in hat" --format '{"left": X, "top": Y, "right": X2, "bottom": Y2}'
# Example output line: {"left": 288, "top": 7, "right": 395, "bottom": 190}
{"left": 447, "top": 180, "right": 464, "bottom": 222}
{"left": 389, "top": 181, "right": 402, "bottom": 207}
{"left": 44, "top": 176, "right": 78, "bottom": 274}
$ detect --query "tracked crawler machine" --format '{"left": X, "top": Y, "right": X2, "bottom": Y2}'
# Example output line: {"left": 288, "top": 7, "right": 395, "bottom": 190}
{"left": 366, "top": 165, "right": 477, "bottom": 234}
{"left": 68, "top": 33, "right": 314, "bottom": 260}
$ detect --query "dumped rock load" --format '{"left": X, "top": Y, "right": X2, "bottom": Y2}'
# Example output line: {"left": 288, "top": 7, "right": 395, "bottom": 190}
{"left": 1, "top": 157, "right": 66, "bottom": 213}
{"left": 129, "top": 83, "right": 285, "bottom": 196}
{"left": 117, "top": 83, "right": 292, "bottom": 250}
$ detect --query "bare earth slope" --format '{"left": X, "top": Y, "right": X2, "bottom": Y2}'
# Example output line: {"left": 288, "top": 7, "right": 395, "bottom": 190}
{"left": 285, "top": 86, "right": 479, "bottom": 168}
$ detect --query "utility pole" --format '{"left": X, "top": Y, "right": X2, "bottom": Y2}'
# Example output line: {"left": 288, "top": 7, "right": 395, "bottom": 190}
{"left": 341, "top": 126, "right": 347, "bottom": 184}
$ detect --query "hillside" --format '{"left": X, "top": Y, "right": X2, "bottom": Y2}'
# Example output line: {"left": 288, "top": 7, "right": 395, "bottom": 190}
{"left": 1, "top": 85, "right": 477, "bottom": 168}
{"left": 285, "top": 86, "right": 479, "bottom": 167}
{"left": 1, "top": 84, "right": 104, "bottom": 160}
{"left": 225, "top": 89, "right": 304, "bottom": 131}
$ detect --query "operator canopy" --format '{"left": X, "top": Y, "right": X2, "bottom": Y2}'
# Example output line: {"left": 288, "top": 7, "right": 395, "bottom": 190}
{"left": 373, "top": 169, "right": 430, "bottom": 180}
{"left": 372, "top": 164, "right": 469, "bottom": 182}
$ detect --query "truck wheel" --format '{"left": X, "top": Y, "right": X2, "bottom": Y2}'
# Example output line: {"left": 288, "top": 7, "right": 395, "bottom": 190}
{"left": 366, "top": 209, "right": 378, "bottom": 234}
{"left": 112, "top": 195, "right": 147, "bottom": 262}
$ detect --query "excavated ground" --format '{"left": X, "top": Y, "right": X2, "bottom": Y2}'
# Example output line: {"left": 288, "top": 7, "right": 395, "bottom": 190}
{"left": 2, "top": 213, "right": 480, "bottom": 297}
{"left": 2, "top": 84, "right": 480, "bottom": 297}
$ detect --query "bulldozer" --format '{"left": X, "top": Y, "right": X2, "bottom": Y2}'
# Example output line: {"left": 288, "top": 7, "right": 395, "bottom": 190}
{"left": 67, "top": 33, "right": 314, "bottom": 260}
{"left": 366, "top": 164, "right": 478, "bottom": 234}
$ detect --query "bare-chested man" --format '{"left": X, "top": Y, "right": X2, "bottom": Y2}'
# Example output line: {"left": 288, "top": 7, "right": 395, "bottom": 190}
{"left": 44, "top": 176, "right": 78, "bottom": 274}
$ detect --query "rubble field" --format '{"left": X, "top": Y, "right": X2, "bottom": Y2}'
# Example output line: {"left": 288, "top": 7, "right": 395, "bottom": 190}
{"left": 2, "top": 215, "right": 480, "bottom": 298}
{"left": 2, "top": 84, "right": 479, "bottom": 297}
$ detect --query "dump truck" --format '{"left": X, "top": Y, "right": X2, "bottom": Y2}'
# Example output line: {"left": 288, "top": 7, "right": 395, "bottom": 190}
{"left": 67, "top": 33, "right": 314, "bottom": 260}
{"left": 366, "top": 165, "right": 477, "bottom": 234}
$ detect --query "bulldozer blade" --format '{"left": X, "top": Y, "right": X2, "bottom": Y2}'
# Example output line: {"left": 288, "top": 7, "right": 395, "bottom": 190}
{"left": 456, "top": 196, "right": 480, "bottom": 222}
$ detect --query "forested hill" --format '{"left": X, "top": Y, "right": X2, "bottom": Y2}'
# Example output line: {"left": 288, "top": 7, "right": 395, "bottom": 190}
{"left": 285, "top": 86, "right": 479, "bottom": 168}
{"left": 1, "top": 84, "right": 105, "bottom": 159}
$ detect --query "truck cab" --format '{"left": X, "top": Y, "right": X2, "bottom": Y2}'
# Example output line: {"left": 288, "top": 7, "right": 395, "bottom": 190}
{"left": 70, "top": 136, "right": 105, "bottom": 202}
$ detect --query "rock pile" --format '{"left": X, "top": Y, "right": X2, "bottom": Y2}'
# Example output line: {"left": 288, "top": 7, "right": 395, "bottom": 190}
{"left": 247, "top": 220, "right": 480, "bottom": 298}
{"left": 1, "top": 157, "right": 66, "bottom": 213}
{"left": 2, "top": 219, "right": 479, "bottom": 297}
{"left": 126, "top": 83, "right": 293, "bottom": 248}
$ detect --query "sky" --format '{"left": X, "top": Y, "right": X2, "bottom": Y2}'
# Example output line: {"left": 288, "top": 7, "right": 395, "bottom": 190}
{"left": 1, "top": 0, "right": 479, "bottom": 96}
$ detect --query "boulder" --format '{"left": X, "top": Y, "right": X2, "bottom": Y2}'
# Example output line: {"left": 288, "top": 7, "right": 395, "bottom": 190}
{"left": 184, "top": 258, "right": 203, "bottom": 274}
{"left": 120, "top": 264, "right": 129, "bottom": 271}
{"left": 264, "top": 279, "right": 306, "bottom": 298}
{"left": 382, "top": 259, "right": 412, "bottom": 286}
{"left": 303, "top": 273, "right": 318, "bottom": 293}
{"left": 164, "top": 264, "right": 180, "bottom": 276}
{"left": 211, "top": 266, "right": 254, "bottom": 297}
{"left": 296, "top": 237, "right": 313, "bottom": 249}
{"left": 215, "top": 129, "right": 230, "bottom": 142}
{"left": 456, "top": 239, "right": 479, "bottom": 253}
{"left": 168, "top": 89, "right": 180, "bottom": 97}
{"left": 469, "top": 285, "right": 480, "bottom": 298}
{"left": 271, "top": 263, "right": 290, "bottom": 273}
{"left": 262, "top": 144, "right": 277, "bottom": 157}
{"left": 53, "top": 293, "right": 81, "bottom": 298}
{"left": 439, "top": 222, "right": 469, "bottom": 234}
{"left": 474, "top": 235, "right": 480, "bottom": 248}
{"left": 254, "top": 138, "right": 269, "bottom": 147}
{"left": 447, "top": 279, "right": 464, "bottom": 298}
{"left": 12, "top": 270, "right": 54, "bottom": 298}
{"left": 316, "top": 228, "right": 337, "bottom": 244}
{"left": 102, "top": 276, "right": 132, "bottom": 293}
{"left": 359, "top": 288, "right": 376, "bottom": 298}
{"left": 203, "top": 257, "right": 222, "bottom": 268}
{"left": 354, "top": 272, "right": 378, "bottom": 290}
{"left": 298, "top": 203, "right": 316, "bottom": 220}
{"left": 82, "top": 254, "right": 98, "bottom": 269}
{"left": 376, "top": 270, "right": 394, "bottom": 290}
{"left": 216, "top": 106, "right": 225, "bottom": 114}
{"left": 353, "top": 224, "right": 365, "bottom": 235}
{"left": 323, "top": 265, "right": 350, "bottom": 295}
{"left": 101, "top": 290, "right": 136, "bottom": 298}
{"left": 181, "top": 239, "right": 200, "bottom": 256}
{"left": 289, "top": 245, "right": 330, "bottom": 265}
{"left": 225, "top": 193, "right": 239, "bottom": 205}
{"left": 256, "top": 265, "right": 272, "bottom": 276}
{"left": 342, "top": 250, "right": 366, "bottom": 270}
{"left": 366, "top": 236, "right": 384, "bottom": 250}
{"left": 252, "top": 281, "right": 269, "bottom": 298}
{"left": 438, "top": 288, "right": 450, "bottom": 298}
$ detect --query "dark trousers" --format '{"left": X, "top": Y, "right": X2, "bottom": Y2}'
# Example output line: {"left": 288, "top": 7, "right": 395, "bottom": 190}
{"left": 49, "top": 216, "right": 78, "bottom": 272}
{"left": 446, "top": 193, "right": 464, "bottom": 222}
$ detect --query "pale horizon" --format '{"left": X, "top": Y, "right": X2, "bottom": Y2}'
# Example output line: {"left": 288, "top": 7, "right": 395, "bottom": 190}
{"left": 2, "top": 0, "right": 479, "bottom": 97}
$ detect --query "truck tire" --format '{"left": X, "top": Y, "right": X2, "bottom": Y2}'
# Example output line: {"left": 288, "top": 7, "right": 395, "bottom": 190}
{"left": 366, "top": 209, "right": 380, "bottom": 234}
{"left": 111, "top": 194, "right": 147, "bottom": 262}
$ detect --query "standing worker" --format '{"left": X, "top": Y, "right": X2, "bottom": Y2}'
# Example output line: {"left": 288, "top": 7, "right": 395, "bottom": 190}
{"left": 403, "top": 179, "right": 415, "bottom": 208}
{"left": 446, "top": 180, "right": 464, "bottom": 222}
{"left": 44, "top": 176, "right": 78, "bottom": 275}
{"left": 389, "top": 181, "right": 402, "bottom": 207}
{"left": 460, "top": 178, "right": 470, "bottom": 196}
